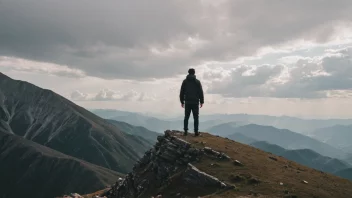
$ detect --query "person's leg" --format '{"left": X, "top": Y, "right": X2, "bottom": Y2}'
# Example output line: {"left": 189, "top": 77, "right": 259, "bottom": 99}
{"left": 184, "top": 103, "right": 191, "bottom": 135}
{"left": 192, "top": 103, "right": 200, "bottom": 135}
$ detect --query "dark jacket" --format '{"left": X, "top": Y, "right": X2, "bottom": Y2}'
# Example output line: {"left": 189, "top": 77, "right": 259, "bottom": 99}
{"left": 179, "top": 74, "right": 204, "bottom": 105}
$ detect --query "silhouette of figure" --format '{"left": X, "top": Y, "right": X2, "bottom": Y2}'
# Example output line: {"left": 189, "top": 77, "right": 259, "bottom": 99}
{"left": 179, "top": 68, "right": 204, "bottom": 136}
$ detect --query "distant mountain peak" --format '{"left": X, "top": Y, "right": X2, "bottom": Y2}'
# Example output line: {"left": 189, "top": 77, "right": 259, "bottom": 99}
{"left": 0, "top": 72, "right": 10, "bottom": 79}
{"left": 0, "top": 73, "right": 153, "bottom": 173}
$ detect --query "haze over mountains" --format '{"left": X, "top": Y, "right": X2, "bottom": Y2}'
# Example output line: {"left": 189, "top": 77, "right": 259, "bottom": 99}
{"left": 216, "top": 124, "right": 349, "bottom": 159}
{"left": 203, "top": 114, "right": 352, "bottom": 134}
{"left": 2, "top": 72, "right": 352, "bottom": 198}
{"left": 3, "top": 0, "right": 352, "bottom": 196}
{"left": 310, "top": 125, "right": 352, "bottom": 153}
{"left": 92, "top": 106, "right": 352, "bottom": 161}
{"left": 92, "top": 107, "right": 352, "bottom": 182}
{"left": 250, "top": 141, "right": 351, "bottom": 174}
{"left": 92, "top": 109, "right": 225, "bottom": 133}
{"left": 335, "top": 168, "right": 352, "bottom": 181}
{"left": 249, "top": 140, "right": 352, "bottom": 182}
{"left": 93, "top": 109, "right": 352, "bottom": 135}
{"left": 106, "top": 119, "right": 159, "bottom": 143}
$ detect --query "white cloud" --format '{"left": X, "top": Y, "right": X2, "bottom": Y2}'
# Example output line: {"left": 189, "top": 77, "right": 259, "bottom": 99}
{"left": 0, "top": 56, "right": 85, "bottom": 78}
{"left": 3, "top": 1, "right": 352, "bottom": 119}
{"left": 70, "top": 89, "right": 156, "bottom": 102}
{"left": 277, "top": 56, "right": 306, "bottom": 65}
{"left": 208, "top": 47, "right": 352, "bottom": 98}
{"left": 207, "top": 64, "right": 285, "bottom": 97}
{"left": 1, "top": 0, "right": 352, "bottom": 80}
{"left": 94, "top": 89, "right": 119, "bottom": 101}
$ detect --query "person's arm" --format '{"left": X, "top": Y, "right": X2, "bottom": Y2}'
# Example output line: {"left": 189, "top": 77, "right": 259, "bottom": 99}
{"left": 180, "top": 80, "right": 185, "bottom": 105}
{"left": 199, "top": 80, "right": 204, "bottom": 105}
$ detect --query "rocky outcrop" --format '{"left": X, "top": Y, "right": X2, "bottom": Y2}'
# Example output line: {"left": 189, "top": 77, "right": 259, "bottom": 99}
{"left": 183, "top": 163, "right": 227, "bottom": 187}
{"left": 203, "top": 146, "right": 231, "bottom": 161}
{"left": 106, "top": 130, "right": 234, "bottom": 198}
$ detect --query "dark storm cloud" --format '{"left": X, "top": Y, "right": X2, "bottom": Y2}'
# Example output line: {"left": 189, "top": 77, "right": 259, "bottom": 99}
{"left": 1, "top": 0, "right": 352, "bottom": 80}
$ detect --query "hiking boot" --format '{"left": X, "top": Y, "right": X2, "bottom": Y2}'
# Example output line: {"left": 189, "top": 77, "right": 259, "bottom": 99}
{"left": 194, "top": 131, "right": 200, "bottom": 136}
{"left": 183, "top": 131, "right": 188, "bottom": 136}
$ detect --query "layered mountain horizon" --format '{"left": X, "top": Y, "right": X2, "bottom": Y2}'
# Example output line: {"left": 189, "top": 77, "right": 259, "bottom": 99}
{"left": 0, "top": 72, "right": 153, "bottom": 174}
{"left": 2, "top": 72, "right": 352, "bottom": 198}
{"left": 0, "top": 73, "right": 156, "bottom": 197}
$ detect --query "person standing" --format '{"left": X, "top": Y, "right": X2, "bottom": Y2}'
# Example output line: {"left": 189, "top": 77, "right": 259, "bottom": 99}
{"left": 179, "top": 68, "right": 204, "bottom": 136}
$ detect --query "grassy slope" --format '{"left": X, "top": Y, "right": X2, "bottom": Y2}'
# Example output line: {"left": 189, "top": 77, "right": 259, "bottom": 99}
{"left": 86, "top": 132, "right": 352, "bottom": 198}
{"left": 179, "top": 132, "right": 352, "bottom": 198}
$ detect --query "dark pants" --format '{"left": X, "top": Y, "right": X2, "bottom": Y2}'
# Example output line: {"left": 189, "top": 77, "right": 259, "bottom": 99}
{"left": 184, "top": 103, "right": 199, "bottom": 132}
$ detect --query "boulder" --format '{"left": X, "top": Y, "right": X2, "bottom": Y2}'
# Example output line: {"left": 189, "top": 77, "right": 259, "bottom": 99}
{"left": 233, "top": 160, "right": 244, "bottom": 166}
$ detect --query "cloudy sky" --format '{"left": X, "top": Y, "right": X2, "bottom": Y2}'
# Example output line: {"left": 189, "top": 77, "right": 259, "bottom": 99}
{"left": 1, "top": 0, "right": 352, "bottom": 118}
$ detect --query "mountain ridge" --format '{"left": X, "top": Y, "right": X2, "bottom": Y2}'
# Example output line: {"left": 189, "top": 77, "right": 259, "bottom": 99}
{"left": 106, "top": 119, "right": 160, "bottom": 143}
{"left": 81, "top": 131, "right": 352, "bottom": 198}
{"left": 217, "top": 123, "right": 350, "bottom": 160}
{"left": 0, "top": 73, "right": 152, "bottom": 173}
{"left": 310, "top": 125, "right": 352, "bottom": 152}
{"left": 335, "top": 168, "right": 352, "bottom": 181}
{"left": 250, "top": 141, "right": 351, "bottom": 174}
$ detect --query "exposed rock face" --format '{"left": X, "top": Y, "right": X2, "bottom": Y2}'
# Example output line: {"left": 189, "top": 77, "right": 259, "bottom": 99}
{"left": 204, "top": 146, "right": 231, "bottom": 161}
{"left": 183, "top": 163, "right": 227, "bottom": 187}
{"left": 106, "top": 130, "right": 234, "bottom": 198}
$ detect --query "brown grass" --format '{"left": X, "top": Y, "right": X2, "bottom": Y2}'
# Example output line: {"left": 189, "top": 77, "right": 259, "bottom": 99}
{"left": 85, "top": 132, "right": 352, "bottom": 198}
{"left": 179, "top": 132, "right": 352, "bottom": 198}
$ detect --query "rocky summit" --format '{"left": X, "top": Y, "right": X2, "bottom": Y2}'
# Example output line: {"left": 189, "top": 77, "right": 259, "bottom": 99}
{"left": 82, "top": 130, "right": 352, "bottom": 198}
{"left": 105, "top": 130, "right": 234, "bottom": 198}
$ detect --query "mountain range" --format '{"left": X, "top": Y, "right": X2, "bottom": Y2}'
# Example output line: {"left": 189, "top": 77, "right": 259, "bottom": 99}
{"left": 200, "top": 114, "right": 352, "bottom": 134}
{"left": 335, "top": 168, "right": 352, "bottom": 181}
{"left": 94, "top": 109, "right": 352, "bottom": 137}
{"left": 3, "top": 71, "right": 352, "bottom": 198}
{"left": 106, "top": 119, "right": 159, "bottom": 143}
{"left": 250, "top": 141, "right": 351, "bottom": 174}
{"left": 0, "top": 73, "right": 152, "bottom": 174}
{"left": 0, "top": 72, "right": 155, "bottom": 198}
{"left": 310, "top": 125, "right": 352, "bottom": 152}
{"left": 207, "top": 123, "right": 350, "bottom": 160}
{"left": 92, "top": 109, "right": 224, "bottom": 133}
{"left": 207, "top": 123, "right": 352, "bottom": 177}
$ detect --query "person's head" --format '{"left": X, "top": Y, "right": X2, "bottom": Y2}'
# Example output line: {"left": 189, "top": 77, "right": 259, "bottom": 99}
{"left": 188, "top": 68, "right": 195, "bottom": 75}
